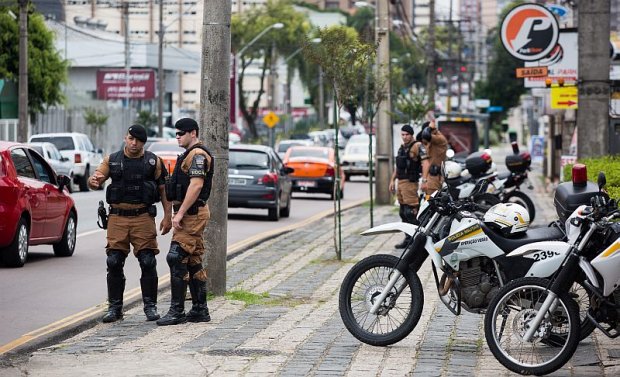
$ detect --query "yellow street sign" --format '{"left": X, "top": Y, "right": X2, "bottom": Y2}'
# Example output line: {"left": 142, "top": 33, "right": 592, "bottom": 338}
{"left": 551, "top": 86, "right": 578, "bottom": 109}
{"left": 263, "top": 111, "right": 280, "bottom": 129}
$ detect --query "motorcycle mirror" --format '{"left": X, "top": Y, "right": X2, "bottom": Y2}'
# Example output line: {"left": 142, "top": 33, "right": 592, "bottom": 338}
{"left": 598, "top": 171, "right": 606, "bottom": 190}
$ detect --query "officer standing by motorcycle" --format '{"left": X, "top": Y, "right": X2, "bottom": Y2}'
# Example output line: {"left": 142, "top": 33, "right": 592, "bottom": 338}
{"left": 157, "top": 118, "right": 214, "bottom": 326}
{"left": 88, "top": 124, "right": 172, "bottom": 323}
{"left": 419, "top": 121, "right": 448, "bottom": 195}
{"left": 389, "top": 124, "right": 424, "bottom": 249}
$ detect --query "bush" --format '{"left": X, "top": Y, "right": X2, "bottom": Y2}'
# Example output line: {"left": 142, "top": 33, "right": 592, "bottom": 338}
{"left": 563, "top": 156, "right": 620, "bottom": 200}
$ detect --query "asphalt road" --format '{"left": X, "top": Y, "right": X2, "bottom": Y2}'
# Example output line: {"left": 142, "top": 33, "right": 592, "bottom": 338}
{"left": 0, "top": 177, "right": 373, "bottom": 347}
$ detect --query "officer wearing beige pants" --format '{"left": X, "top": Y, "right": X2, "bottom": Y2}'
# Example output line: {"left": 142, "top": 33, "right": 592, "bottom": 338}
{"left": 419, "top": 121, "right": 448, "bottom": 195}
{"left": 88, "top": 125, "right": 172, "bottom": 323}
{"left": 157, "top": 118, "right": 214, "bottom": 326}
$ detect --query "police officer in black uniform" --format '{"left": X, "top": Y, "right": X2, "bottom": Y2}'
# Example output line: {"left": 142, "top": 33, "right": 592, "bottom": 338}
{"left": 89, "top": 125, "right": 172, "bottom": 322}
{"left": 389, "top": 124, "right": 424, "bottom": 248}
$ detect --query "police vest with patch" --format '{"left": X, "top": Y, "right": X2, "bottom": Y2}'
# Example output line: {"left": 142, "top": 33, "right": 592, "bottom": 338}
{"left": 166, "top": 144, "right": 214, "bottom": 205}
{"left": 395, "top": 142, "right": 421, "bottom": 181}
{"left": 106, "top": 150, "right": 161, "bottom": 205}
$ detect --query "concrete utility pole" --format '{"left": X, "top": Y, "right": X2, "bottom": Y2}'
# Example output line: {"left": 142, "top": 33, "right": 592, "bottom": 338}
{"left": 426, "top": 0, "right": 436, "bottom": 105}
{"left": 157, "top": 0, "right": 164, "bottom": 136}
{"left": 375, "top": 0, "right": 392, "bottom": 205}
{"left": 18, "top": 0, "right": 28, "bottom": 142}
{"left": 201, "top": 0, "right": 231, "bottom": 295}
{"left": 577, "top": 0, "right": 611, "bottom": 158}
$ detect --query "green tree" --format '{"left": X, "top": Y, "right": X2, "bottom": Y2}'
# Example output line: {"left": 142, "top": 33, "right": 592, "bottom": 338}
{"left": 474, "top": 0, "right": 525, "bottom": 121}
{"left": 0, "top": 5, "right": 67, "bottom": 120}
{"left": 84, "top": 107, "right": 108, "bottom": 141}
{"left": 136, "top": 110, "right": 158, "bottom": 131}
{"left": 390, "top": 90, "right": 434, "bottom": 126}
{"left": 231, "top": 0, "right": 310, "bottom": 139}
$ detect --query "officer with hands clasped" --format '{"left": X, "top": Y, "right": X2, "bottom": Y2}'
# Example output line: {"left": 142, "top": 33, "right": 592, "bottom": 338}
{"left": 157, "top": 118, "right": 214, "bottom": 326}
{"left": 88, "top": 124, "right": 172, "bottom": 323}
{"left": 389, "top": 124, "right": 424, "bottom": 249}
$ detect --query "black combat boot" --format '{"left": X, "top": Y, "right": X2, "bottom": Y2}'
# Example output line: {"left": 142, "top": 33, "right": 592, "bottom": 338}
{"left": 140, "top": 276, "right": 160, "bottom": 321}
{"left": 156, "top": 276, "right": 188, "bottom": 326}
{"left": 102, "top": 275, "right": 125, "bottom": 323}
{"left": 186, "top": 278, "right": 211, "bottom": 323}
{"left": 394, "top": 234, "right": 411, "bottom": 249}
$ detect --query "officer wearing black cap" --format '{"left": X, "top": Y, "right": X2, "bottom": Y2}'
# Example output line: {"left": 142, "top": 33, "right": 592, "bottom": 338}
{"left": 389, "top": 124, "right": 424, "bottom": 248}
{"left": 89, "top": 124, "right": 172, "bottom": 323}
{"left": 157, "top": 118, "right": 214, "bottom": 326}
{"left": 418, "top": 120, "right": 448, "bottom": 195}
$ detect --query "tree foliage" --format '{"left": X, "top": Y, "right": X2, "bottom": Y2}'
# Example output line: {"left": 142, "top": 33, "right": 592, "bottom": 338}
{"left": 474, "top": 0, "right": 526, "bottom": 119}
{"left": 390, "top": 90, "right": 434, "bottom": 126}
{"left": 0, "top": 5, "right": 67, "bottom": 120}
{"left": 84, "top": 107, "right": 108, "bottom": 141}
{"left": 231, "top": 0, "right": 310, "bottom": 139}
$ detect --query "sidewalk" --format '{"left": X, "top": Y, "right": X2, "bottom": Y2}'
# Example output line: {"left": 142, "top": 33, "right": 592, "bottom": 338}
{"left": 1, "top": 172, "right": 619, "bottom": 376}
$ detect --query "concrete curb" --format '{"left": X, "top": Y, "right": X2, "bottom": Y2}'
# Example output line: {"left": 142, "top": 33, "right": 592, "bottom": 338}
{"left": 0, "top": 198, "right": 369, "bottom": 360}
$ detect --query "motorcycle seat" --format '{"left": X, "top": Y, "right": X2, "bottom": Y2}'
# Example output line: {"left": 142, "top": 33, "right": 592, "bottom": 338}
{"left": 497, "top": 171, "right": 511, "bottom": 180}
{"left": 480, "top": 223, "right": 565, "bottom": 253}
{"left": 445, "top": 176, "right": 470, "bottom": 187}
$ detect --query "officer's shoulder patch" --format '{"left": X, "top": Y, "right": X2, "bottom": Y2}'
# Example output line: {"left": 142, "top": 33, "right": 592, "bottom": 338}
{"left": 148, "top": 158, "right": 156, "bottom": 166}
{"left": 194, "top": 154, "right": 206, "bottom": 168}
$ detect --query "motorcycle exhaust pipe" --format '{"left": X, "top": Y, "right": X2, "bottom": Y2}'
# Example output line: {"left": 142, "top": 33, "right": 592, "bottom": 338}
{"left": 438, "top": 273, "right": 454, "bottom": 296}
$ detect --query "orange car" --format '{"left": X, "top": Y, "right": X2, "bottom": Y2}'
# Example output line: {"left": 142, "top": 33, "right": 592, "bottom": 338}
{"left": 147, "top": 141, "right": 185, "bottom": 175}
{"left": 283, "top": 146, "right": 345, "bottom": 199}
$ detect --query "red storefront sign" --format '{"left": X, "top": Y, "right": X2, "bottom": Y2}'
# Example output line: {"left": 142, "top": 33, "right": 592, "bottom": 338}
{"left": 96, "top": 69, "right": 156, "bottom": 100}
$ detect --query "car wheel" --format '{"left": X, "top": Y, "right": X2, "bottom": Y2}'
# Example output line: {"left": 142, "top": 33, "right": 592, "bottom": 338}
{"left": 2, "top": 217, "right": 29, "bottom": 267}
{"left": 280, "top": 193, "right": 291, "bottom": 218}
{"left": 268, "top": 197, "right": 280, "bottom": 221}
{"left": 53, "top": 211, "right": 77, "bottom": 257}
{"left": 78, "top": 167, "right": 90, "bottom": 192}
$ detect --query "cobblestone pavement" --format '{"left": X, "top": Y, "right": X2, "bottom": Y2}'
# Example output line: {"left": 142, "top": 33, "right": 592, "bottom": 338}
{"left": 1, "top": 164, "right": 619, "bottom": 377}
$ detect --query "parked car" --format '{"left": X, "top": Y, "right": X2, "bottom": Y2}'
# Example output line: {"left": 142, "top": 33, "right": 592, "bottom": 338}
{"left": 283, "top": 146, "right": 345, "bottom": 199}
{"left": 0, "top": 142, "right": 77, "bottom": 267}
{"left": 147, "top": 140, "right": 185, "bottom": 174}
{"left": 228, "top": 144, "right": 294, "bottom": 221}
{"left": 28, "top": 142, "right": 75, "bottom": 189}
{"left": 341, "top": 140, "right": 375, "bottom": 181}
{"left": 29, "top": 133, "right": 103, "bottom": 192}
{"left": 275, "top": 139, "right": 313, "bottom": 159}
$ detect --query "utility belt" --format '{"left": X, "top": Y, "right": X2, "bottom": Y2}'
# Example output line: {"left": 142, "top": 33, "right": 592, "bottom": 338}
{"left": 109, "top": 205, "right": 156, "bottom": 217}
{"left": 173, "top": 200, "right": 206, "bottom": 216}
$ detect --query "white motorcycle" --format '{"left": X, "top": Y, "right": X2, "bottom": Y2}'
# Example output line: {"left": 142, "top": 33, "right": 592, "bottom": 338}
{"left": 339, "top": 187, "right": 576, "bottom": 346}
{"left": 483, "top": 172, "right": 618, "bottom": 375}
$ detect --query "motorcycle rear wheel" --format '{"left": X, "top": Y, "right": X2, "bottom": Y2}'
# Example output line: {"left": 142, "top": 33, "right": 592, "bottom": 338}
{"left": 484, "top": 277, "right": 580, "bottom": 375}
{"left": 339, "top": 254, "right": 424, "bottom": 346}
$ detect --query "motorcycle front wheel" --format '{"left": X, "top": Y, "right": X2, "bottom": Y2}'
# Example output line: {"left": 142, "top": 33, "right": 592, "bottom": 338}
{"left": 504, "top": 191, "right": 536, "bottom": 222}
{"left": 339, "top": 254, "right": 424, "bottom": 346}
{"left": 484, "top": 277, "right": 580, "bottom": 376}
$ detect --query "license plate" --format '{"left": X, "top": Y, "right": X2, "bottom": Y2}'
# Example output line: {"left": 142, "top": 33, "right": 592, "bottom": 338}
{"left": 228, "top": 178, "right": 247, "bottom": 185}
{"left": 297, "top": 180, "right": 316, "bottom": 187}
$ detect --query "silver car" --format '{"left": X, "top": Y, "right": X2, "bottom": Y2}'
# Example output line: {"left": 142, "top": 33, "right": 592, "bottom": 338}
{"left": 28, "top": 142, "right": 75, "bottom": 180}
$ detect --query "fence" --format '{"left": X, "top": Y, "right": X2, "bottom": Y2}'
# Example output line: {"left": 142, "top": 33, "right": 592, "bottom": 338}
{"left": 0, "top": 119, "right": 18, "bottom": 142}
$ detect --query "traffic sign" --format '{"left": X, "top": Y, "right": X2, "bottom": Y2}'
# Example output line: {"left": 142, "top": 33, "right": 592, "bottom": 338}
{"left": 551, "top": 86, "right": 578, "bottom": 109}
{"left": 263, "top": 111, "right": 280, "bottom": 129}
{"left": 500, "top": 3, "right": 559, "bottom": 62}
{"left": 516, "top": 66, "right": 548, "bottom": 78}
{"left": 487, "top": 106, "right": 504, "bottom": 113}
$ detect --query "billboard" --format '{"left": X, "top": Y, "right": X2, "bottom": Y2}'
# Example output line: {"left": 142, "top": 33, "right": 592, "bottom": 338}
{"left": 524, "top": 31, "right": 577, "bottom": 88}
{"left": 96, "top": 69, "right": 156, "bottom": 100}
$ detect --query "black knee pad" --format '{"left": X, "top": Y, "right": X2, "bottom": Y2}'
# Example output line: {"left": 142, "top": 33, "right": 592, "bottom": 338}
{"left": 166, "top": 243, "right": 188, "bottom": 279}
{"left": 106, "top": 250, "right": 126, "bottom": 277}
{"left": 138, "top": 250, "right": 157, "bottom": 277}
{"left": 403, "top": 205, "right": 419, "bottom": 224}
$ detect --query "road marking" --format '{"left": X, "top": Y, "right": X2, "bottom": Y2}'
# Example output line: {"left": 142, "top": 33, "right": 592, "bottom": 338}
{"left": 0, "top": 198, "right": 368, "bottom": 355}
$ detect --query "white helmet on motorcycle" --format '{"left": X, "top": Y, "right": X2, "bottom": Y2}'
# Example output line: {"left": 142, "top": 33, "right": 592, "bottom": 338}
{"left": 444, "top": 161, "right": 462, "bottom": 179}
{"left": 483, "top": 203, "right": 530, "bottom": 237}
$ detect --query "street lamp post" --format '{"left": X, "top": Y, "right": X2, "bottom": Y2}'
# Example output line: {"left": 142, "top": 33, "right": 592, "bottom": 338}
{"left": 234, "top": 22, "right": 284, "bottom": 131}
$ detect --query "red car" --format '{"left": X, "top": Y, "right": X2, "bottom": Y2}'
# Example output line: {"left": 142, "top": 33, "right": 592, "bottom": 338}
{"left": 0, "top": 141, "right": 77, "bottom": 267}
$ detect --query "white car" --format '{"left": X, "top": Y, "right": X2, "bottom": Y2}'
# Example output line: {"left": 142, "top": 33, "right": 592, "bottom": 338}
{"left": 29, "top": 133, "right": 103, "bottom": 192}
{"left": 341, "top": 141, "right": 375, "bottom": 181}
{"left": 28, "top": 142, "right": 75, "bottom": 187}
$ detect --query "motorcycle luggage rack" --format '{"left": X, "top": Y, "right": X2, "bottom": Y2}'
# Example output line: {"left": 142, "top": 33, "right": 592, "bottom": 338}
{"left": 431, "top": 264, "right": 461, "bottom": 315}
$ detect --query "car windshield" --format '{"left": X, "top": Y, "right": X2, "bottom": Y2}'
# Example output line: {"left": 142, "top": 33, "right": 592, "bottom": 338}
{"left": 347, "top": 145, "right": 369, "bottom": 154}
{"left": 289, "top": 148, "right": 329, "bottom": 159}
{"left": 148, "top": 143, "right": 185, "bottom": 153}
{"left": 31, "top": 136, "right": 74, "bottom": 151}
{"left": 277, "top": 142, "right": 299, "bottom": 153}
{"left": 229, "top": 150, "right": 269, "bottom": 170}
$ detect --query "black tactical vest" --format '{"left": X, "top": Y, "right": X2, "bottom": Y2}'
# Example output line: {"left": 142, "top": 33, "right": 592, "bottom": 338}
{"left": 106, "top": 150, "right": 160, "bottom": 205}
{"left": 395, "top": 142, "right": 421, "bottom": 181}
{"left": 166, "top": 144, "right": 214, "bottom": 205}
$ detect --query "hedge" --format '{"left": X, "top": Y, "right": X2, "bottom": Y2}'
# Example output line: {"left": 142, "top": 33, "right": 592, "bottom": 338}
{"left": 563, "top": 155, "right": 620, "bottom": 200}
